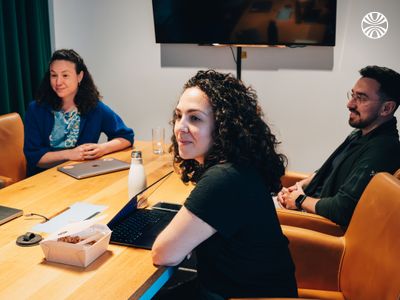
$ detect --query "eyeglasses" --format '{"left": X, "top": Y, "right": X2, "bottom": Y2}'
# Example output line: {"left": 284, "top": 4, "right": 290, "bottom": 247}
{"left": 347, "top": 91, "right": 369, "bottom": 104}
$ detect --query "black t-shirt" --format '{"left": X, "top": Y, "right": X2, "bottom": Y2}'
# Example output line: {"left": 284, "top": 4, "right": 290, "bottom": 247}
{"left": 185, "top": 163, "right": 298, "bottom": 298}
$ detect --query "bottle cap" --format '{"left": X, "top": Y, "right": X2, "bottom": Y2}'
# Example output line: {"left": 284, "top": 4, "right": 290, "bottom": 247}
{"left": 131, "top": 150, "right": 142, "bottom": 159}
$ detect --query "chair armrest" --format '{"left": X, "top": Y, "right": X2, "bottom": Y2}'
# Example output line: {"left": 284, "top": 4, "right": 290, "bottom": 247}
{"left": 281, "top": 171, "right": 309, "bottom": 188}
{"left": 277, "top": 209, "right": 344, "bottom": 237}
{"left": 282, "top": 225, "right": 344, "bottom": 291}
{"left": 228, "top": 297, "right": 310, "bottom": 300}
{"left": 231, "top": 290, "right": 344, "bottom": 300}
{"left": 298, "top": 288, "right": 345, "bottom": 300}
{"left": 0, "top": 175, "right": 14, "bottom": 189}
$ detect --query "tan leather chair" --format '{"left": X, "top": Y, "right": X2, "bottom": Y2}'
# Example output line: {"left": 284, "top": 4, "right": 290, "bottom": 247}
{"left": 280, "top": 171, "right": 309, "bottom": 189}
{"left": 394, "top": 168, "right": 400, "bottom": 179}
{"left": 0, "top": 113, "right": 26, "bottom": 188}
{"left": 234, "top": 172, "right": 400, "bottom": 300}
{"left": 278, "top": 171, "right": 344, "bottom": 236}
{"left": 278, "top": 169, "right": 400, "bottom": 237}
{"left": 288, "top": 172, "right": 400, "bottom": 299}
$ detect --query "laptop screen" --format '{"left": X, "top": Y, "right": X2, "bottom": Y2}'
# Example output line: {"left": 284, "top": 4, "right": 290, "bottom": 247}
{"left": 107, "top": 170, "right": 173, "bottom": 228}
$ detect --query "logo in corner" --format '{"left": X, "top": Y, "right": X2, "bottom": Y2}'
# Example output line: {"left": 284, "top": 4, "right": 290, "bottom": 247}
{"left": 361, "top": 12, "right": 388, "bottom": 39}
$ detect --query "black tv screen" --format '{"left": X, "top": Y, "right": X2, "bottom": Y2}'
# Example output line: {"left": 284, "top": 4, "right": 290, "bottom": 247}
{"left": 152, "top": 0, "right": 336, "bottom": 46}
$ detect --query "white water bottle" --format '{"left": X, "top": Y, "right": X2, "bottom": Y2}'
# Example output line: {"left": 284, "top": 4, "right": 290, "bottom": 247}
{"left": 128, "top": 151, "right": 147, "bottom": 203}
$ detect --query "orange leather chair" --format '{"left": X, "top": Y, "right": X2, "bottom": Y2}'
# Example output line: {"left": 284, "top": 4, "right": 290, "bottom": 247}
{"left": 0, "top": 113, "right": 26, "bottom": 188}
{"left": 234, "top": 172, "right": 400, "bottom": 300}
{"left": 278, "top": 169, "right": 400, "bottom": 237}
{"left": 278, "top": 171, "right": 344, "bottom": 236}
{"left": 280, "top": 171, "right": 310, "bottom": 189}
{"left": 395, "top": 168, "right": 400, "bottom": 179}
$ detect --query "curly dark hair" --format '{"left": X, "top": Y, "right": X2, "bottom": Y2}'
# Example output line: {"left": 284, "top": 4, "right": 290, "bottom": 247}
{"left": 171, "top": 69, "right": 287, "bottom": 193}
{"left": 35, "top": 49, "right": 101, "bottom": 114}
{"left": 360, "top": 65, "right": 400, "bottom": 111}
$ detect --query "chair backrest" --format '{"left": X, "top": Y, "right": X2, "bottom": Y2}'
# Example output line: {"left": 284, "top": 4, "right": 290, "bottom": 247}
{"left": 340, "top": 172, "right": 400, "bottom": 300}
{"left": 394, "top": 168, "right": 400, "bottom": 180}
{"left": 0, "top": 113, "right": 26, "bottom": 184}
{"left": 280, "top": 171, "right": 309, "bottom": 188}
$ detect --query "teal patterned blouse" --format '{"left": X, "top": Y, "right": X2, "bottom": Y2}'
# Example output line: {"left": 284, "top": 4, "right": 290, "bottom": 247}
{"left": 49, "top": 109, "right": 81, "bottom": 149}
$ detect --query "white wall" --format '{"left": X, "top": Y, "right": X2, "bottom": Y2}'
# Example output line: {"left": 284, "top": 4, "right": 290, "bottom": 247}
{"left": 52, "top": 0, "right": 400, "bottom": 173}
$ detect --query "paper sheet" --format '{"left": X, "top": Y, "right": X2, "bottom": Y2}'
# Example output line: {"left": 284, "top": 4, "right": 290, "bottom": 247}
{"left": 32, "top": 202, "right": 107, "bottom": 233}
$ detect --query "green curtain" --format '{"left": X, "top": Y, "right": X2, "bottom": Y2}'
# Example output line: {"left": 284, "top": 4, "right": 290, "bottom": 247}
{"left": 0, "top": 0, "right": 51, "bottom": 117}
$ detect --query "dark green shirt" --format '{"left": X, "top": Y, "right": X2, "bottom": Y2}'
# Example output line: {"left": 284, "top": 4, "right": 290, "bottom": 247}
{"left": 185, "top": 163, "right": 297, "bottom": 298}
{"left": 306, "top": 117, "right": 400, "bottom": 227}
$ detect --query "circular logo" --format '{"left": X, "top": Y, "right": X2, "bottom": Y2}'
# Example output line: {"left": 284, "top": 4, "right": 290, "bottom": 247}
{"left": 361, "top": 12, "right": 388, "bottom": 39}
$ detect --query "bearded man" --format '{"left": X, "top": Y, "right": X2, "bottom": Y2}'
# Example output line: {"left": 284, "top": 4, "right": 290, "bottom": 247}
{"left": 278, "top": 66, "right": 400, "bottom": 227}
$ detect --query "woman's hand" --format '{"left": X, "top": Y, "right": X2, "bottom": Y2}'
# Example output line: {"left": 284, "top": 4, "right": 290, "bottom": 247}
{"left": 80, "top": 143, "right": 107, "bottom": 160}
{"left": 66, "top": 145, "right": 86, "bottom": 161}
{"left": 66, "top": 144, "right": 105, "bottom": 161}
{"left": 66, "top": 144, "right": 107, "bottom": 161}
{"left": 37, "top": 138, "right": 130, "bottom": 168}
{"left": 79, "top": 138, "right": 131, "bottom": 160}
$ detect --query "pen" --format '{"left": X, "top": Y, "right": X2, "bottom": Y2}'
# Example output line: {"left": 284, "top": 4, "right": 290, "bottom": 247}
{"left": 85, "top": 211, "right": 100, "bottom": 220}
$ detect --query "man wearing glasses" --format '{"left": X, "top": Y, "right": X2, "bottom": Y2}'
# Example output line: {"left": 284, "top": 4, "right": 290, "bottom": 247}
{"left": 278, "top": 65, "right": 400, "bottom": 228}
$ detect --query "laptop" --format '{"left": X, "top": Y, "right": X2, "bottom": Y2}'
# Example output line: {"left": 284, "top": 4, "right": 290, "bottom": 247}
{"left": 0, "top": 205, "right": 23, "bottom": 226}
{"left": 108, "top": 171, "right": 182, "bottom": 249}
{"left": 58, "top": 158, "right": 130, "bottom": 179}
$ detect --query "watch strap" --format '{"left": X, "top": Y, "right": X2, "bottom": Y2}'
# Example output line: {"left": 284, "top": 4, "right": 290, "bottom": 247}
{"left": 295, "top": 194, "right": 307, "bottom": 210}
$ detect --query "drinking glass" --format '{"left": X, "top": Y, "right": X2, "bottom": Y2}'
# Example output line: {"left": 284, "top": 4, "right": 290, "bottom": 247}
{"left": 152, "top": 127, "right": 165, "bottom": 154}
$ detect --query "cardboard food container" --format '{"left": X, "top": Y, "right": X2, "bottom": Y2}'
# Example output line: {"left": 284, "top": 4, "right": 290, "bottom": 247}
{"left": 40, "top": 217, "right": 111, "bottom": 267}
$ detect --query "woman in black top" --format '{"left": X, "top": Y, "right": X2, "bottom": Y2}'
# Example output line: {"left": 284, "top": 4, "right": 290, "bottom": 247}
{"left": 152, "top": 70, "right": 297, "bottom": 299}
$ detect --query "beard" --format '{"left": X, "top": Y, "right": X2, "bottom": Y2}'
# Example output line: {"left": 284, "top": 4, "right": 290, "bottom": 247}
{"left": 348, "top": 109, "right": 380, "bottom": 129}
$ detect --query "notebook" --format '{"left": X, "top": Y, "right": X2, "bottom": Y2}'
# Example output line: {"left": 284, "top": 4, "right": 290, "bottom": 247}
{"left": 108, "top": 170, "right": 182, "bottom": 249}
{"left": 0, "top": 205, "right": 23, "bottom": 225}
{"left": 58, "top": 158, "right": 130, "bottom": 179}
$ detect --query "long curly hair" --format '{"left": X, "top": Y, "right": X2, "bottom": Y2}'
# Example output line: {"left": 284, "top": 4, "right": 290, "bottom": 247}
{"left": 35, "top": 49, "right": 101, "bottom": 114}
{"left": 171, "top": 70, "right": 287, "bottom": 193}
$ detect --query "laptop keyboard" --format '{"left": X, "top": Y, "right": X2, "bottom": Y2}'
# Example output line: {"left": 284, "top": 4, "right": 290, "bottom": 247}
{"left": 110, "top": 209, "right": 165, "bottom": 244}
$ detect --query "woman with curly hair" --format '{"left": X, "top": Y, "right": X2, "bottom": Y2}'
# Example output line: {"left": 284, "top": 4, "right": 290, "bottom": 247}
{"left": 24, "top": 49, "right": 133, "bottom": 176}
{"left": 152, "top": 70, "right": 297, "bottom": 299}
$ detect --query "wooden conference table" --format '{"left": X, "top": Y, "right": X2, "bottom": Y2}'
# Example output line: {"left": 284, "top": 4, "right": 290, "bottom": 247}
{"left": 0, "top": 141, "right": 193, "bottom": 299}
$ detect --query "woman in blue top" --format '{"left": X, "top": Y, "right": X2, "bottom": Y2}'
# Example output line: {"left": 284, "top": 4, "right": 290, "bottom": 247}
{"left": 152, "top": 70, "right": 297, "bottom": 299}
{"left": 24, "top": 49, "right": 134, "bottom": 176}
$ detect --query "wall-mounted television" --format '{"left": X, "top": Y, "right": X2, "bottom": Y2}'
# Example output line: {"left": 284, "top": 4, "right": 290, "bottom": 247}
{"left": 152, "top": 0, "right": 336, "bottom": 46}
